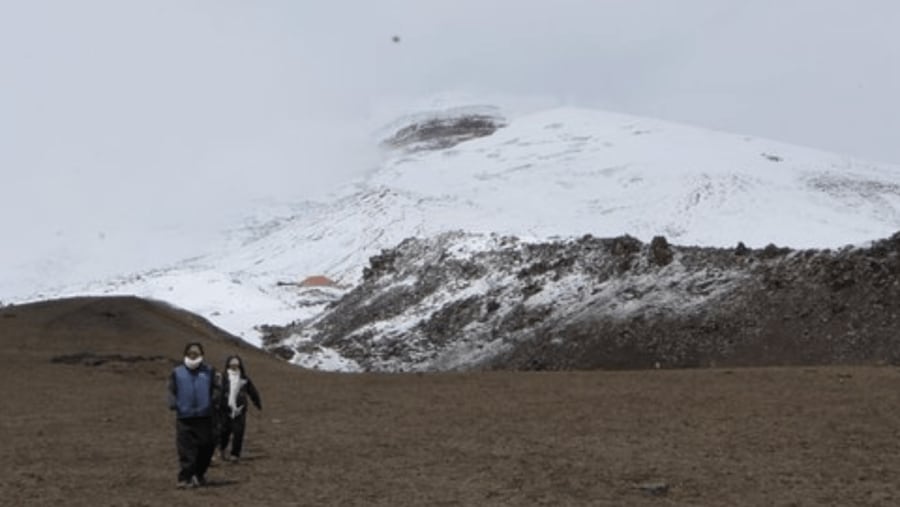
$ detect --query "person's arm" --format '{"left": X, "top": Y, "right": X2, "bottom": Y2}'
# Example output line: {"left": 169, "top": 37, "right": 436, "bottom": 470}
{"left": 211, "top": 368, "right": 223, "bottom": 407}
{"left": 167, "top": 370, "right": 177, "bottom": 410}
{"left": 247, "top": 379, "right": 262, "bottom": 410}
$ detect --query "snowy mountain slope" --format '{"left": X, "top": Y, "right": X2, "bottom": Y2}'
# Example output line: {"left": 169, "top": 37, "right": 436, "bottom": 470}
{"left": 25, "top": 106, "right": 900, "bottom": 357}
{"left": 368, "top": 107, "right": 900, "bottom": 247}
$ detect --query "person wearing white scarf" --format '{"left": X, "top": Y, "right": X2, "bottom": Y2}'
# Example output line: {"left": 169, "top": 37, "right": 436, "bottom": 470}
{"left": 217, "top": 355, "right": 262, "bottom": 463}
{"left": 226, "top": 369, "right": 246, "bottom": 418}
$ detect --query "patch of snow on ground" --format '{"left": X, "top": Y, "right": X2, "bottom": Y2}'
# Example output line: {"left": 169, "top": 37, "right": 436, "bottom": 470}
{"left": 291, "top": 345, "right": 361, "bottom": 372}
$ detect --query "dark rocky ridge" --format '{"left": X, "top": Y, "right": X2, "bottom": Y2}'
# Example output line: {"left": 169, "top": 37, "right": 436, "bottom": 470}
{"left": 263, "top": 231, "right": 900, "bottom": 372}
{"left": 381, "top": 113, "right": 506, "bottom": 152}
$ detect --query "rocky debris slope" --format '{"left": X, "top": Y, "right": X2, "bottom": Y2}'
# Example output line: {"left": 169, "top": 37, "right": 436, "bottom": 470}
{"left": 262, "top": 230, "right": 900, "bottom": 372}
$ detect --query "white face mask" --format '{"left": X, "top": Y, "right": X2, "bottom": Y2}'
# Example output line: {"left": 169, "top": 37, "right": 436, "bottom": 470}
{"left": 184, "top": 356, "right": 203, "bottom": 370}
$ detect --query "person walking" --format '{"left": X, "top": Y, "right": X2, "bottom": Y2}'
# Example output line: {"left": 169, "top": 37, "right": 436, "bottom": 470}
{"left": 217, "top": 355, "right": 262, "bottom": 463}
{"left": 167, "top": 342, "right": 219, "bottom": 488}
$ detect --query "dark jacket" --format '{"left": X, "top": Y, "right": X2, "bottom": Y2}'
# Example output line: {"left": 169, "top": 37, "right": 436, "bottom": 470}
{"left": 219, "top": 355, "right": 261, "bottom": 418}
{"left": 168, "top": 363, "right": 218, "bottom": 419}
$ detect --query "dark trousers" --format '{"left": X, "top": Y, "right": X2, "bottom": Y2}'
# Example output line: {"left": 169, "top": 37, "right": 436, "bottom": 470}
{"left": 219, "top": 413, "right": 247, "bottom": 457}
{"left": 176, "top": 416, "right": 214, "bottom": 482}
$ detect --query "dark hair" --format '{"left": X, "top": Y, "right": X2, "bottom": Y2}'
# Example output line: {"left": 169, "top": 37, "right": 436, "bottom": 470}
{"left": 183, "top": 342, "right": 205, "bottom": 356}
{"left": 224, "top": 355, "right": 248, "bottom": 379}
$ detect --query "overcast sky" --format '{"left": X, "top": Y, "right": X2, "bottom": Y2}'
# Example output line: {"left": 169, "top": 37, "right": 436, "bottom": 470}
{"left": 2, "top": 0, "right": 899, "bottom": 297}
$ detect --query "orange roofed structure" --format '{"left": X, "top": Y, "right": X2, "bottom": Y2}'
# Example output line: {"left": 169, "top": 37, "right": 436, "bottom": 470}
{"left": 299, "top": 275, "right": 337, "bottom": 287}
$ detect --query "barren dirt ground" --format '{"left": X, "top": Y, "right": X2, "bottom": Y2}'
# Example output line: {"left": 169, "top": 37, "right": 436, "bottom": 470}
{"left": 2, "top": 297, "right": 900, "bottom": 506}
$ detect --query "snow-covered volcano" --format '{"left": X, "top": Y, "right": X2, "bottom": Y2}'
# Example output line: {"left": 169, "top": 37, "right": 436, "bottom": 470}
{"left": 370, "top": 106, "right": 900, "bottom": 248}
{"left": 18, "top": 105, "right": 900, "bottom": 361}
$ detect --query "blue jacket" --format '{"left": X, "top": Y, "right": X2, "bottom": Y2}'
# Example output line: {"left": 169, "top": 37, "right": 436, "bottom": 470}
{"left": 168, "top": 364, "right": 217, "bottom": 419}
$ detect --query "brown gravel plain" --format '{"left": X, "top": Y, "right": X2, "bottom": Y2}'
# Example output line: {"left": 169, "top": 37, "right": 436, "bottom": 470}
{"left": 2, "top": 296, "right": 899, "bottom": 506}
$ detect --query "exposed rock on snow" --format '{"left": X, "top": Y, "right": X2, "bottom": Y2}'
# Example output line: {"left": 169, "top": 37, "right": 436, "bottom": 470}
{"left": 380, "top": 106, "right": 506, "bottom": 152}
{"left": 264, "top": 230, "right": 900, "bottom": 372}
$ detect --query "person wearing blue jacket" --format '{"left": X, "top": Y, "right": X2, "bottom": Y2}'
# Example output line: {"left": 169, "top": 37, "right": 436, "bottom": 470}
{"left": 167, "top": 342, "right": 220, "bottom": 489}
